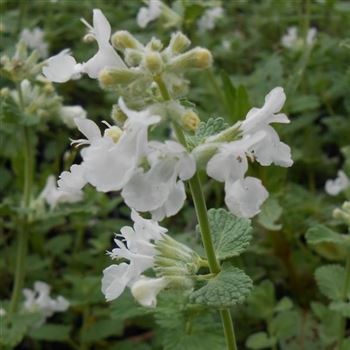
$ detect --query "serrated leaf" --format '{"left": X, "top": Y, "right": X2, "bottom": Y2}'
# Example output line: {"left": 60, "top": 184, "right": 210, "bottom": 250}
{"left": 205, "top": 208, "right": 252, "bottom": 260}
{"left": 190, "top": 263, "right": 252, "bottom": 308}
{"left": 329, "top": 301, "right": 350, "bottom": 318}
{"left": 246, "top": 332, "right": 276, "bottom": 349}
{"left": 186, "top": 117, "right": 229, "bottom": 149}
{"left": 258, "top": 197, "right": 283, "bottom": 231}
{"left": 30, "top": 324, "right": 72, "bottom": 341}
{"left": 247, "top": 280, "right": 275, "bottom": 320}
{"left": 315, "top": 265, "right": 346, "bottom": 301}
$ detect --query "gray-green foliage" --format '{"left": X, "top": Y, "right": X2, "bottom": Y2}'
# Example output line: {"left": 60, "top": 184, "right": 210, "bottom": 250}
{"left": 190, "top": 263, "right": 252, "bottom": 308}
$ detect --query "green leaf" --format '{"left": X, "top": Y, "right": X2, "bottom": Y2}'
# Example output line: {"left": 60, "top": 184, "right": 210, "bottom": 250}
{"left": 30, "top": 324, "right": 72, "bottom": 341}
{"left": 329, "top": 301, "right": 350, "bottom": 318}
{"left": 189, "top": 263, "right": 252, "bottom": 308}
{"left": 246, "top": 280, "right": 275, "bottom": 320}
{"left": 274, "top": 297, "right": 293, "bottom": 312}
{"left": 186, "top": 117, "right": 229, "bottom": 150}
{"left": 80, "top": 318, "right": 123, "bottom": 343}
{"left": 306, "top": 225, "right": 349, "bottom": 260}
{"left": 270, "top": 310, "right": 299, "bottom": 340}
{"left": 315, "top": 265, "right": 346, "bottom": 301}
{"left": 258, "top": 197, "right": 283, "bottom": 231}
{"left": 0, "top": 313, "right": 41, "bottom": 347}
{"left": 306, "top": 225, "right": 349, "bottom": 246}
{"left": 205, "top": 208, "right": 252, "bottom": 260}
{"left": 246, "top": 332, "right": 276, "bottom": 349}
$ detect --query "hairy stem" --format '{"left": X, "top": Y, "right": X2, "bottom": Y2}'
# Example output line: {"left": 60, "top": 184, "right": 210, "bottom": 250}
{"left": 155, "top": 75, "right": 238, "bottom": 350}
{"left": 9, "top": 86, "right": 33, "bottom": 315}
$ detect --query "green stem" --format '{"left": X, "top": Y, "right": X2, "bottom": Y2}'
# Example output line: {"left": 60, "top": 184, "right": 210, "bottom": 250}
{"left": 9, "top": 86, "right": 33, "bottom": 315}
{"left": 337, "top": 251, "right": 350, "bottom": 349}
{"left": 155, "top": 76, "right": 238, "bottom": 350}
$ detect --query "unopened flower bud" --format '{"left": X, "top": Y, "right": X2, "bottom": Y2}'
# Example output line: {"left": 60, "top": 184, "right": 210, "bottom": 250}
{"left": 147, "top": 37, "right": 163, "bottom": 51}
{"left": 168, "top": 32, "right": 191, "bottom": 55}
{"left": 342, "top": 201, "right": 350, "bottom": 211}
{"left": 83, "top": 33, "right": 95, "bottom": 43}
{"left": 0, "top": 87, "right": 10, "bottom": 97}
{"left": 111, "top": 105, "right": 127, "bottom": 126}
{"left": 167, "top": 47, "right": 213, "bottom": 72}
{"left": 144, "top": 51, "right": 163, "bottom": 74}
{"left": 333, "top": 207, "right": 350, "bottom": 224}
{"left": 181, "top": 110, "right": 200, "bottom": 132}
{"left": 44, "top": 83, "right": 54, "bottom": 94}
{"left": 112, "top": 30, "right": 143, "bottom": 51}
{"left": 104, "top": 126, "right": 123, "bottom": 143}
{"left": 124, "top": 48, "right": 143, "bottom": 67}
{"left": 99, "top": 68, "right": 143, "bottom": 89}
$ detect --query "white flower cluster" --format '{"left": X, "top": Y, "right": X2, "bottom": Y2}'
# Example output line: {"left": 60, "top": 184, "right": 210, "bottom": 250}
{"left": 57, "top": 99, "right": 195, "bottom": 220}
{"left": 102, "top": 210, "right": 200, "bottom": 307}
{"left": 325, "top": 170, "right": 349, "bottom": 196}
{"left": 22, "top": 281, "right": 69, "bottom": 325}
{"left": 20, "top": 27, "right": 48, "bottom": 58}
{"left": 204, "top": 87, "right": 293, "bottom": 217}
{"left": 281, "top": 26, "right": 317, "bottom": 50}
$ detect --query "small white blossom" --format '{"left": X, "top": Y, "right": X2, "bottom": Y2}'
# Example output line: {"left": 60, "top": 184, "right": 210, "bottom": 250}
{"left": 0, "top": 308, "right": 6, "bottom": 317}
{"left": 43, "top": 9, "right": 125, "bottom": 83}
{"left": 20, "top": 27, "right": 48, "bottom": 58}
{"left": 102, "top": 211, "right": 167, "bottom": 302}
{"left": 102, "top": 211, "right": 199, "bottom": 306}
{"left": 122, "top": 140, "right": 196, "bottom": 220}
{"left": 281, "top": 26, "right": 317, "bottom": 49}
{"left": 241, "top": 87, "right": 293, "bottom": 167}
{"left": 131, "top": 276, "right": 169, "bottom": 307}
{"left": 325, "top": 170, "right": 349, "bottom": 196}
{"left": 58, "top": 100, "right": 160, "bottom": 194}
{"left": 22, "top": 281, "right": 69, "bottom": 325}
{"left": 225, "top": 177, "right": 269, "bottom": 218}
{"left": 137, "top": 0, "right": 162, "bottom": 28}
{"left": 60, "top": 106, "right": 87, "bottom": 128}
{"left": 40, "top": 175, "right": 82, "bottom": 209}
{"left": 198, "top": 7, "right": 224, "bottom": 32}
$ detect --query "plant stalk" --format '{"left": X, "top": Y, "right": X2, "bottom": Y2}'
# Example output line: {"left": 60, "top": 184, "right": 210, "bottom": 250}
{"left": 9, "top": 86, "right": 33, "bottom": 315}
{"left": 155, "top": 75, "right": 238, "bottom": 350}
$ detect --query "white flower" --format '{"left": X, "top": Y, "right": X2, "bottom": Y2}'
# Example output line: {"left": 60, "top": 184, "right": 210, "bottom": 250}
{"left": 22, "top": 281, "right": 69, "bottom": 325}
{"left": 281, "top": 26, "right": 298, "bottom": 49}
{"left": 281, "top": 26, "right": 317, "bottom": 49}
{"left": 225, "top": 177, "right": 269, "bottom": 218}
{"left": 43, "top": 50, "right": 83, "bottom": 83}
{"left": 131, "top": 276, "right": 168, "bottom": 307}
{"left": 20, "top": 27, "right": 48, "bottom": 58}
{"left": 40, "top": 175, "right": 82, "bottom": 209}
{"left": 60, "top": 106, "right": 87, "bottom": 128}
{"left": 122, "top": 140, "right": 196, "bottom": 220}
{"left": 325, "top": 170, "right": 349, "bottom": 196}
{"left": 59, "top": 100, "right": 160, "bottom": 194}
{"left": 241, "top": 87, "right": 293, "bottom": 167}
{"left": 43, "top": 9, "right": 125, "bottom": 83}
{"left": 102, "top": 212, "right": 167, "bottom": 302}
{"left": 82, "top": 9, "right": 126, "bottom": 78}
{"left": 57, "top": 164, "right": 87, "bottom": 194}
{"left": 207, "top": 132, "right": 265, "bottom": 183}
{"left": 198, "top": 7, "right": 224, "bottom": 32}
{"left": 0, "top": 308, "right": 6, "bottom": 317}
{"left": 137, "top": 0, "right": 162, "bottom": 28}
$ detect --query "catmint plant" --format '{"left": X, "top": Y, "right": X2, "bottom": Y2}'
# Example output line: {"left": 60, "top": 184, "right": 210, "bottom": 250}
{"left": 41, "top": 8, "right": 294, "bottom": 350}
